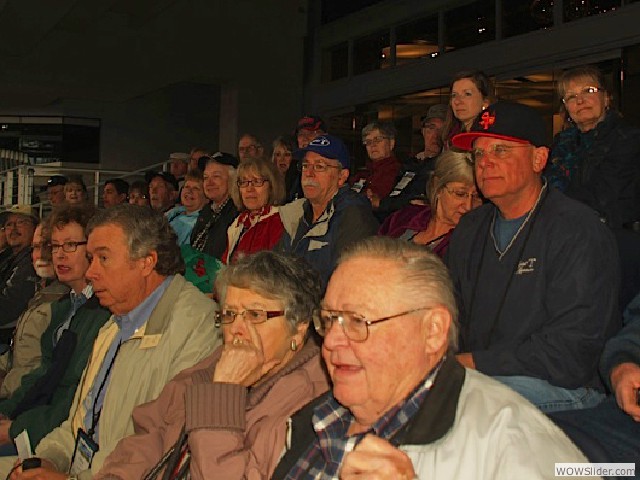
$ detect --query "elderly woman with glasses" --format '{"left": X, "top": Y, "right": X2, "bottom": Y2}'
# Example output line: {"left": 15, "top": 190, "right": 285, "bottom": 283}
{"left": 95, "top": 251, "right": 329, "bottom": 480}
{"left": 222, "top": 158, "right": 285, "bottom": 264}
{"left": 378, "top": 150, "right": 481, "bottom": 257}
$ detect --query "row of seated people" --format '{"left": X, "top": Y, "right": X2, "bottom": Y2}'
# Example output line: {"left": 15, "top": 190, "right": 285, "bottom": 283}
{"left": 0, "top": 64, "right": 636, "bottom": 478}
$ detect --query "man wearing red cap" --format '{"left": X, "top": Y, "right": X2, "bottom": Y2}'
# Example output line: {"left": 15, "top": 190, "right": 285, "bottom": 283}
{"left": 295, "top": 115, "right": 327, "bottom": 148}
{"left": 447, "top": 102, "right": 620, "bottom": 413}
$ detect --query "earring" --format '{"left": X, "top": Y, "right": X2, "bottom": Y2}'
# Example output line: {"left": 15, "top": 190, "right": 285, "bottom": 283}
{"left": 290, "top": 339, "right": 297, "bottom": 351}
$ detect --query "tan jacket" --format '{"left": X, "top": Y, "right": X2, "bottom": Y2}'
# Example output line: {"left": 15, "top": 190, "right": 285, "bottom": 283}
{"left": 33, "top": 275, "right": 221, "bottom": 480}
{"left": 0, "top": 281, "right": 69, "bottom": 398}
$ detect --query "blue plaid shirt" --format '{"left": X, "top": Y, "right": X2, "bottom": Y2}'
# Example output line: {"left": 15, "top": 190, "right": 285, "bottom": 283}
{"left": 285, "top": 357, "right": 445, "bottom": 479}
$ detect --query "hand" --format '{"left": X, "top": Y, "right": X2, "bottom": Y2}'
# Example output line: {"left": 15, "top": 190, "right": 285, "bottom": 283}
{"left": 456, "top": 353, "right": 475, "bottom": 369}
{"left": 340, "top": 435, "right": 416, "bottom": 479}
{"left": 213, "top": 337, "right": 282, "bottom": 387}
{"left": 0, "top": 419, "right": 11, "bottom": 445}
{"left": 365, "top": 189, "right": 380, "bottom": 209}
{"left": 610, "top": 362, "right": 640, "bottom": 421}
{"left": 11, "top": 459, "right": 64, "bottom": 480}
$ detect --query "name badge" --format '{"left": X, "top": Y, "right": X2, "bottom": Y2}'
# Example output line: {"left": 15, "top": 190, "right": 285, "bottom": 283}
{"left": 70, "top": 428, "right": 99, "bottom": 475}
{"left": 140, "top": 334, "right": 161, "bottom": 349}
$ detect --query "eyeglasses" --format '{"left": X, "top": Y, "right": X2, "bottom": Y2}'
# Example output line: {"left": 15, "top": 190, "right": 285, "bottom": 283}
{"left": 214, "top": 309, "right": 285, "bottom": 328}
{"left": 562, "top": 86, "right": 602, "bottom": 104}
{"left": 362, "top": 135, "right": 389, "bottom": 147}
{"left": 237, "top": 178, "right": 268, "bottom": 188}
{"left": 470, "top": 144, "right": 532, "bottom": 164}
{"left": 238, "top": 145, "right": 259, "bottom": 154}
{"left": 5, "top": 219, "right": 33, "bottom": 229}
{"left": 314, "top": 307, "right": 431, "bottom": 343}
{"left": 299, "top": 162, "right": 342, "bottom": 173}
{"left": 445, "top": 187, "right": 481, "bottom": 202}
{"left": 49, "top": 241, "right": 88, "bottom": 253}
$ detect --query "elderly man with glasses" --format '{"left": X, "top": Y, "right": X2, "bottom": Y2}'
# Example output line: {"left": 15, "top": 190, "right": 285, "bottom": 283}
{"left": 446, "top": 102, "right": 620, "bottom": 413}
{"left": 281, "top": 237, "right": 590, "bottom": 479}
{"left": 277, "top": 134, "right": 378, "bottom": 289}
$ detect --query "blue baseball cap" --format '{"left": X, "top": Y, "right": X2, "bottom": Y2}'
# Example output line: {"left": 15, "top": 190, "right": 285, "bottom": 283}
{"left": 298, "top": 134, "right": 350, "bottom": 169}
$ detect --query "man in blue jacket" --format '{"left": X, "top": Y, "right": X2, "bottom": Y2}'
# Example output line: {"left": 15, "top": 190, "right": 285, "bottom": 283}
{"left": 277, "top": 135, "right": 378, "bottom": 289}
{"left": 447, "top": 102, "right": 620, "bottom": 412}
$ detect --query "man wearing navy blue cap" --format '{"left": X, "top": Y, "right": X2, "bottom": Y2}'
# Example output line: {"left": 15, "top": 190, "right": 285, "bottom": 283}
{"left": 277, "top": 135, "right": 378, "bottom": 288}
{"left": 447, "top": 102, "right": 620, "bottom": 413}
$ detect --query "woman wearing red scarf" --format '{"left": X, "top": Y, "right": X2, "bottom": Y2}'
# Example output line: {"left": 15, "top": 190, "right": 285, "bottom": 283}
{"left": 222, "top": 158, "right": 285, "bottom": 264}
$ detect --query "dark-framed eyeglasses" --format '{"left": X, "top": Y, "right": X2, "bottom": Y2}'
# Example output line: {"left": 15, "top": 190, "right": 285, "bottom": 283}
{"left": 49, "top": 241, "right": 88, "bottom": 253}
{"left": 470, "top": 144, "right": 532, "bottom": 164}
{"left": 237, "top": 178, "right": 268, "bottom": 188}
{"left": 562, "top": 86, "right": 602, "bottom": 104}
{"left": 214, "top": 309, "right": 285, "bottom": 328}
{"left": 4, "top": 218, "right": 33, "bottom": 229}
{"left": 314, "top": 307, "right": 432, "bottom": 342}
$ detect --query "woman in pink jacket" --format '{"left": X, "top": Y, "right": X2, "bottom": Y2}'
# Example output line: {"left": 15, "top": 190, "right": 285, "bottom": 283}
{"left": 95, "top": 251, "right": 329, "bottom": 480}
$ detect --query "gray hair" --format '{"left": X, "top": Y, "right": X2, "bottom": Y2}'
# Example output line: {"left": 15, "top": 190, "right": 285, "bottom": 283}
{"left": 428, "top": 150, "right": 475, "bottom": 207}
{"left": 361, "top": 121, "right": 397, "bottom": 141}
{"left": 338, "top": 236, "right": 459, "bottom": 351}
{"left": 204, "top": 157, "right": 238, "bottom": 200}
{"left": 215, "top": 251, "right": 322, "bottom": 332}
{"left": 86, "top": 204, "right": 184, "bottom": 276}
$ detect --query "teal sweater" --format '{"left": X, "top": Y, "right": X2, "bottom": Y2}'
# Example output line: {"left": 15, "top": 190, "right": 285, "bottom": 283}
{"left": 0, "top": 294, "right": 110, "bottom": 449}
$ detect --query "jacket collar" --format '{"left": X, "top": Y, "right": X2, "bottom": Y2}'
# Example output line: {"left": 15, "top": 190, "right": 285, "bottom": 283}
{"left": 397, "top": 354, "right": 466, "bottom": 445}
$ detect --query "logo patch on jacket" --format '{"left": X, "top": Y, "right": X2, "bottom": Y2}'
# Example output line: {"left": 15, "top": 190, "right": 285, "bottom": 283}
{"left": 516, "top": 257, "right": 536, "bottom": 275}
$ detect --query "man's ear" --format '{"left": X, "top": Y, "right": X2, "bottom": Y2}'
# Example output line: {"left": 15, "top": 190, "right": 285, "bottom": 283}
{"left": 140, "top": 250, "right": 158, "bottom": 276}
{"left": 532, "top": 146, "right": 549, "bottom": 173}
{"left": 421, "top": 306, "right": 451, "bottom": 355}
{"left": 337, "top": 168, "right": 350, "bottom": 187}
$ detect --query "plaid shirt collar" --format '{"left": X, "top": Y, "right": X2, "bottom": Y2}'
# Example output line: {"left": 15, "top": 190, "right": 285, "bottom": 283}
{"left": 286, "top": 356, "right": 446, "bottom": 479}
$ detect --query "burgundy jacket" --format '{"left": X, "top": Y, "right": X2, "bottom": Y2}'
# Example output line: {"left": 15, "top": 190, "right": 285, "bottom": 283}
{"left": 378, "top": 204, "right": 452, "bottom": 258}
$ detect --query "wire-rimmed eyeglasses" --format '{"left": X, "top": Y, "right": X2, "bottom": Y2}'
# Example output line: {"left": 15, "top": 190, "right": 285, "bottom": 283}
{"left": 313, "top": 307, "right": 431, "bottom": 342}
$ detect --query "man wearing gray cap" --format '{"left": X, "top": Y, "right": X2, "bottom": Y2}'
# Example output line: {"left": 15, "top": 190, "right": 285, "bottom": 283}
{"left": 447, "top": 102, "right": 620, "bottom": 412}
{"left": 168, "top": 152, "right": 189, "bottom": 183}
{"left": 373, "top": 104, "right": 447, "bottom": 219}
{"left": 0, "top": 206, "right": 39, "bottom": 345}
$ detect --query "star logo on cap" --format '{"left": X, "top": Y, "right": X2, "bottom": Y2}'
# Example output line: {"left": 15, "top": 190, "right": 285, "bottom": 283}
{"left": 479, "top": 111, "right": 496, "bottom": 130}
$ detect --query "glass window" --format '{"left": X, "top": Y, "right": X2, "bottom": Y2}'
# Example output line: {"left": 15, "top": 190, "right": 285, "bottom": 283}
{"left": 444, "top": 0, "right": 495, "bottom": 52}
{"left": 395, "top": 15, "right": 440, "bottom": 66}
{"left": 563, "top": 0, "right": 621, "bottom": 22}
{"left": 321, "top": 42, "right": 349, "bottom": 83}
{"left": 504, "top": 0, "right": 553, "bottom": 38}
{"left": 353, "top": 30, "right": 390, "bottom": 75}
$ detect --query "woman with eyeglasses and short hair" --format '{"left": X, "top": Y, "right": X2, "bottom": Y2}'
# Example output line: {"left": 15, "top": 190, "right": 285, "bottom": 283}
{"left": 378, "top": 150, "right": 482, "bottom": 257}
{"left": 222, "top": 158, "right": 286, "bottom": 264}
{"left": 95, "top": 251, "right": 329, "bottom": 480}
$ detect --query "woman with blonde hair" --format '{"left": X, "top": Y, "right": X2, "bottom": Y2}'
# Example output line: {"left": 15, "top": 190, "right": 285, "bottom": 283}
{"left": 223, "top": 158, "right": 286, "bottom": 263}
{"left": 378, "top": 150, "right": 481, "bottom": 256}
